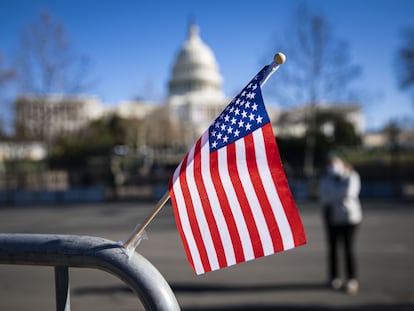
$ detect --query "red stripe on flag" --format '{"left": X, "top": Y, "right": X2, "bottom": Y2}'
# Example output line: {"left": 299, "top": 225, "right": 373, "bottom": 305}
{"left": 209, "top": 150, "right": 246, "bottom": 264}
{"left": 168, "top": 182, "right": 195, "bottom": 270}
{"left": 193, "top": 139, "right": 228, "bottom": 269}
{"left": 244, "top": 132, "right": 284, "bottom": 252}
{"left": 178, "top": 153, "right": 212, "bottom": 273}
{"left": 262, "top": 123, "right": 306, "bottom": 247}
{"left": 226, "top": 142, "right": 264, "bottom": 258}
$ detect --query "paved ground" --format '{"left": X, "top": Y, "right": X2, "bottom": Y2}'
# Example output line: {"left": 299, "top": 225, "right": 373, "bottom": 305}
{"left": 0, "top": 199, "right": 413, "bottom": 311}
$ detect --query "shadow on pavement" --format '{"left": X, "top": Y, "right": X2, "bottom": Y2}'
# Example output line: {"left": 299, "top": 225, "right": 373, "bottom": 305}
{"left": 170, "top": 282, "right": 327, "bottom": 293}
{"left": 73, "top": 282, "right": 327, "bottom": 296}
{"left": 74, "top": 285, "right": 133, "bottom": 295}
{"left": 181, "top": 304, "right": 414, "bottom": 311}
{"left": 73, "top": 283, "right": 414, "bottom": 311}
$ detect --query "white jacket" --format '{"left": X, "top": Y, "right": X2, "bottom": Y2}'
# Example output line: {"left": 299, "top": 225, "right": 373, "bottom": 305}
{"left": 319, "top": 170, "right": 362, "bottom": 225}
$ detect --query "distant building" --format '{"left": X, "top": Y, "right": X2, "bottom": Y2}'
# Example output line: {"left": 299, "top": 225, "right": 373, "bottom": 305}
{"left": 0, "top": 141, "right": 46, "bottom": 161}
{"left": 273, "top": 103, "right": 364, "bottom": 138}
{"left": 400, "top": 129, "right": 414, "bottom": 148}
{"left": 362, "top": 131, "right": 388, "bottom": 148}
{"left": 363, "top": 128, "right": 414, "bottom": 149}
{"left": 14, "top": 95, "right": 103, "bottom": 140}
{"left": 109, "top": 99, "right": 159, "bottom": 120}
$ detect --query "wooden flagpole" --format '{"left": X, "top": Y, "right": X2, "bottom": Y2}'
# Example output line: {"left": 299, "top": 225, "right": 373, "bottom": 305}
{"left": 124, "top": 191, "right": 170, "bottom": 252}
{"left": 123, "top": 52, "right": 286, "bottom": 254}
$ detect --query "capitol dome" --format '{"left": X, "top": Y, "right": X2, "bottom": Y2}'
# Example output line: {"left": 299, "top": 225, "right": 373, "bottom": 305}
{"left": 168, "top": 24, "right": 223, "bottom": 96}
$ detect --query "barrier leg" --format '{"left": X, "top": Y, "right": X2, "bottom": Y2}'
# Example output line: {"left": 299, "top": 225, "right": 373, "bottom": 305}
{"left": 55, "top": 266, "right": 71, "bottom": 311}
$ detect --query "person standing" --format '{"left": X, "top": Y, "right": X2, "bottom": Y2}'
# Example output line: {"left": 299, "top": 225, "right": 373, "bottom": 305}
{"left": 319, "top": 154, "right": 362, "bottom": 295}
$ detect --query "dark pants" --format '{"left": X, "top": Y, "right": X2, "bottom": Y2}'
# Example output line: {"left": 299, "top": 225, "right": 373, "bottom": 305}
{"left": 323, "top": 207, "right": 358, "bottom": 280}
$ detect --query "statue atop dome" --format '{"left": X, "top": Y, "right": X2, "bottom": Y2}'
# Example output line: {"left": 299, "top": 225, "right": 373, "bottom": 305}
{"left": 188, "top": 23, "right": 199, "bottom": 40}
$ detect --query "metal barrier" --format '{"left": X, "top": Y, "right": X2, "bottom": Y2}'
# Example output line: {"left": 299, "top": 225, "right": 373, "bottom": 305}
{"left": 0, "top": 234, "right": 180, "bottom": 311}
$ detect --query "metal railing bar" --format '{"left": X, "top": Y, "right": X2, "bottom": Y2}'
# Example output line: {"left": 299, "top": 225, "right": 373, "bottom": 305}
{"left": 0, "top": 234, "right": 180, "bottom": 311}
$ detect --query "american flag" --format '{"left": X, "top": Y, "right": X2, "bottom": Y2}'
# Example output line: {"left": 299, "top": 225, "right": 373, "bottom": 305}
{"left": 169, "top": 65, "right": 306, "bottom": 274}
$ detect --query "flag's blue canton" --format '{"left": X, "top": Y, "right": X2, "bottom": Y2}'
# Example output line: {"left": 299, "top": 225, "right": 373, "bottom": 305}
{"left": 208, "top": 66, "right": 270, "bottom": 152}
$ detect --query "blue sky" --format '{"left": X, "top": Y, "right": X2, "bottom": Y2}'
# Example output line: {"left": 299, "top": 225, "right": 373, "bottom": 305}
{"left": 1, "top": 0, "right": 413, "bottom": 131}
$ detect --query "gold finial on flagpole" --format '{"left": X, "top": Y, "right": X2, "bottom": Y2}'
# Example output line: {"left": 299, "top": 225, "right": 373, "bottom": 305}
{"left": 260, "top": 52, "right": 286, "bottom": 87}
{"left": 274, "top": 52, "right": 286, "bottom": 65}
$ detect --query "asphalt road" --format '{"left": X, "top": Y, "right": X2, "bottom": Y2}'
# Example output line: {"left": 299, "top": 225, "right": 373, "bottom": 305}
{"left": 0, "top": 199, "right": 413, "bottom": 311}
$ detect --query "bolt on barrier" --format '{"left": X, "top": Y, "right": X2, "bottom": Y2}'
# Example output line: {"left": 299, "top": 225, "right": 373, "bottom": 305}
{"left": 0, "top": 233, "right": 180, "bottom": 311}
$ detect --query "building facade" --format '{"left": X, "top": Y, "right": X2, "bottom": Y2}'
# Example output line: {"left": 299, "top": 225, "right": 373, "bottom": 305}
{"left": 14, "top": 95, "right": 103, "bottom": 140}
{"left": 274, "top": 103, "right": 364, "bottom": 138}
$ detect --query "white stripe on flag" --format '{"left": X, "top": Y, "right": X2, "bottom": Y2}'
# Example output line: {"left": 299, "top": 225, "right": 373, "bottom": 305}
{"left": 253, "top": 129, "right": 295, "bottom": 250}
{"left": 234, "top": 135, "right": 274, "bottom": 255}
{"left": 199, "top": 132, "right": 237, "bottom": 267}
{"left": 185, "top": 142, "right": 220, "bottom": 272}
{"left": 171, "top": 161, "right": 205, "bottom": 273}
{"left": 217, "top": 144, "right": 255, "bottom": 261}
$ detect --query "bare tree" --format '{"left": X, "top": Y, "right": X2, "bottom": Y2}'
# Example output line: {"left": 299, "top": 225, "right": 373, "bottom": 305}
{"left": 15, "top": 11, "right": 93, "bottom": 95}
{"left": 272, "top": 5, "right": 361, "bottom": 178}
{"left": 0, "top": 52, "right": 16, "bottom": 137}
{"left": 0, "top": 53, "right": 15, "bottom": 87}
{"left": 395, "top": 28, "right": 414, "bottom": 103}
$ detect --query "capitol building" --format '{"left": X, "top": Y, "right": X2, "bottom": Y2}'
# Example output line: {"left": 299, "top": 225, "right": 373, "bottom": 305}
{"left": 167, "top": 24, "right": 228, "bottom": 144}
